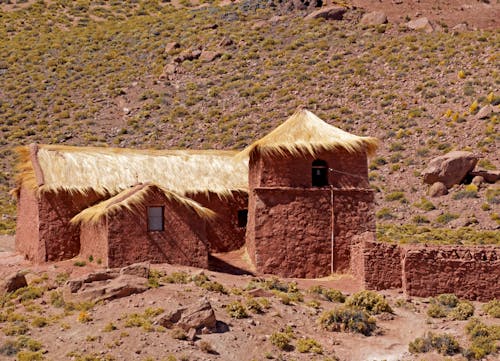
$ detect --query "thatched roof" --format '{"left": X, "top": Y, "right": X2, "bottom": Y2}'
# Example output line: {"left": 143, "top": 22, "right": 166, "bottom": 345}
{"left": 15, "top": 144, "right": 248, "bottom": 197}
{"left": 236, "top": 108, "right": 379, "bottom": 160}
{"left": 71, "top": 183, "right": 215, "bottom": 225}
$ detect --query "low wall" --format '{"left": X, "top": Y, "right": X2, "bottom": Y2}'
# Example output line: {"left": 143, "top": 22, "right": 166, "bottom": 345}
{"left": 402, "top": 245, "right": 500, "bottom": 301}
{"left": 350, "top": 239, "right": 402, "bottom": 290}
{"left": 352, "top": 241, "right": 500, "bottom": 301}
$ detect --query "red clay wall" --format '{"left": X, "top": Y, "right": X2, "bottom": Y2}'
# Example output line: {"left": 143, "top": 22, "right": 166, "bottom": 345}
{"left": 402, "top": 245, "right": 500, "bottom": 301}
{"left": 106, "top": 188, "right": 208, "bottom": 269}
{"left": 332, "top": 189, "right": 375, "bottom": 271}
{"left": 15, "top": 185, "right": 42, "bottom": 262}
{"left": 248, "top": 188, "right": 333, "bottom": 278}
{"left": 350, "top": 240, "right": 402, "bottom": 290}
{"left": 191, "top": 191, "right": 248, "bottom": 253}
{"left": 38, "top": 189, "right": 104, "bottom": 262}
{"left": 79, "top": 219, "right": 108, "bottom": 266}
{"left": 249, "top": 149, "right": 369, "bottom": 189}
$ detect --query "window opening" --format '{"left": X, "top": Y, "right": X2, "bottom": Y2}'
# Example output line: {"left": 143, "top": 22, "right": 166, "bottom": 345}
{"left": 147, "top": 206, "right": 164, "bottom": 231}
{"left": 312, "top": 159, "right": 329, "bottom": 187}
{"left": 237, "top": 209, "right": 248, "bottom": 228}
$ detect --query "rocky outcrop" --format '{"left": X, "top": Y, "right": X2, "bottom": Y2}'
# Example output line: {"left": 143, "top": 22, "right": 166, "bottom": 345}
{"left": 469, "top": 170, "right": 500, "bottom": 183}
{"left": 199, "top": 50, "right": 222, "bottom": 62}
{"left": 64, "top": 263, "right": 149, "bottom": 302}
{"left": 360, "top": 11, "right": 387, "bottom": 26}
{"left": 428, "top": 181, "right": 448, "bottom": 197}
{"left": 422, "top": 151, "right": 478, "bottom": 188}
{"left": 1, "top": 271, "right": 27, "bottom": 294}
{"left": 475, "top": 104, "right": 495, "bottom": 119}
{"left": 406, "top": 17, "right": 438, "bottom": 33}
{"left": 305, "top": 5, "right": 347, "bottom": 21}
{"left": 155, "top": 298, "right": 217, "bottom": 333}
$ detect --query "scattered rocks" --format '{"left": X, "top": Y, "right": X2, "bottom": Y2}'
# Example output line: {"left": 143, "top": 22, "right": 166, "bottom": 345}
{"left": 199, "top": 50, "right": 222, "bottom": 62}
{"left": 1, "top": 271, "right": 27, "bottom": 294}
{"left": 406, "top": 17, "right": 437, "bottom": 33}
{"left": 428, "top": 182, "right": 448, "bottom": 197}
{"left": 469, "top": 170, "right": 500, "bottom": 183}
{"left": 471, "top": 176, "right": 484, "bottom": 186}
{"left": 164, "top": 42, "right": 180, "bottom": 54}
{"left": 475, "top": 104, "right": 495, "bottom": 119}
{"left": 360, "top": 11, "right": 388, "bottom": 26}
{"left": 173, "top": 49, "right": 201, "bottom": 63}
{"left": 422, "top": 151, "right": 478, "bottom": 188}
{"left": 305, "top": 5, "right": 347, "bottom": 21}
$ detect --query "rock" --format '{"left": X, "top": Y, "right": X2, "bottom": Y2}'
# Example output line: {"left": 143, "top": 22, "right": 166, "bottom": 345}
{"left": 469, "top": 170, "right": 500, "bottom": 183}
{"left": 475, "top": 105, "right": 495, "bottom": 119}
{"left": 406, "top": 17, "right": 435, "bottom": 33}
{"left": 471, "top": 176, "right": 484, "bottom": 186}
{"left": 65, "top": 274, "right": 147, "bottom": 302}
{"left": 360, "top": 11, "right": 388, "bottom": 26}
{"left": 187, "top": 328, "right": 197, "bottom": 341}
{"left": 1, "top": 272, "right": 27, "bottom": 293}
{"left": 422, "top": 151, "right": 478, "bottom": 188}
{"left": 452, "top": 23, "right": 469, "bottom": 33}
{"left": 305, "top": 5, "right": 347, "bottom": 21}
{"left": 199, "top": 50, "right": 222, "bottom": 62}
{"left": 177, "top": 298, "right": 217, "bottom": 332}
{"left": 164, "top": 42, "right": 180, "bottom": 54}
{"left": 247, "top": 288, "right": 273, "bottom": 298}
{"left": 428, "top": 182, "right": 448, "bottom": 197}
{"left": 81, "top": 270, "right": 119, "bottom": 283}
{"left": 120, "top": 262, "right": 150, "bottom": 278}
{"left": 155, "top": 308, "right": 185, "bottom": 328}
{"left": 218, "top": 36, "right": 233, "bottom": 47}
{"left": 173, "top": 49, "right": 201, "bottom": 63}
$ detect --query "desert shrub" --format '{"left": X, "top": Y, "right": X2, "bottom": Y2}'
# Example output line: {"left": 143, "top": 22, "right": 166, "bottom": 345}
{"left": 17, "top": 350, "right": 45, "bottom": 361}
{"left": 31, "top": 316, "right": 48, "bottom": 328}
{"left": 482, "top": 299, "right": 500, "bottom": 318}
{"left": 245, "top": 298, "right": 263, "bottom": 314}
{"left": 103, "top": 322, "right": 117, "bottom": 332}
{"left": 345, "top": 290, "right": 393, "bottom": 314}
{"left": 73, "top": 260, "right": 86, "bottom": 267}
{"left": 453, "top": 184, "right": 478, "bottom": 200}
{"left": 162, "top": 272, "right": 190, "bottom": 284}
{"left": 296, "top": 338, "right": 323, "bottom": 354}
{"left": 427, "top": 303, "right": 447, "bottom": 318}
{"left": 270, "top": 332, "right": 292, "bottom": 351}
{"left": 77, "top": 311, "right": 92, "bottom": 323}
{"left": 409, "top": 332, "right": 460, "bottom": 355}
{"left": 449, "top": 301, "right": 475, "bottom": 320}
{"left": 414, "top": 197, "right": 436, "bottom": 211}
{"left": 436, "top": 212, "right": 459, "bottom": 224}
{"left": 49, "top": 291, "right": 65, "bottom": 308}
{"left": 147, "top": 269, "right": 164, "bottom": 288}
{"left": 318, "top": 306, "right": 376, "bottom": 336}
{"left": 2, "top": 322, "right": 29, "bottom": 336}
{"left": 199, "top": 340, "right": 215, "bottom": 354}
{"left": 463, "top": 318, "right": 500, "bottom": 360}
{"left": 200, "top": 281, "right": 227, "bottom": 294}
{"left": 376, "top": 208, "right": 394, "bottom": 220}
{"left": 0, "top": 340, "right": 19, "bottom": 356}
{"left": 171, "top": 327, "right": 187, "bottom": 340}
{"left": 226, "top": 301, "right": 248, "bottom": 319}
{"left": 12, "top": 286, "right": 44, "bottom": 302}
{"left": 309, "top": 286, "right": 345, "bottom": 303}
{"left": 385, "top": 191, "right": 407, "bottom": 203}
{"left": 437, "top": 294, "right": 459, "bottom": 308}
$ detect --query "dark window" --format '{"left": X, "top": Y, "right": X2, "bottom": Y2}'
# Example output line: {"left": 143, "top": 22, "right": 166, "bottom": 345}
{"left": 312, "top": 159, "right": 329, "bottom": 187}
{"left": 147, "top": 206, "right": 164, "bottom": 231}
{"left": 237, "top": 209, "right": 248, "bottom": 228}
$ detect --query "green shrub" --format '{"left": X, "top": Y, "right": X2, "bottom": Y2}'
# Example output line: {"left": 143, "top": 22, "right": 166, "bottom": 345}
{"left": 245, "top": 298, "right": 263, "bottom": 314}
{"left": 318, "top": 306, "right": 376, "bottom": 336}
{"left": 309, "top": 286, "right": 345, "bottom": 303}
{"left": 296, "top": 338, "right": 322, "bottom": 354}
{"left": 226, "top": 301, "right": 248, "bottom": 319}
{"left": 17, "top": 350, "right": 44, "bottom": 361}
{"left": 414, "top": 197, "right": 436, "bottom": 211}
{"left": 437, "top": 293, "right": 459, "bottom": 308}
{"left": 345, "top": 290, "right": 393, "bottom": 314}
{"left": 464, "top": 318, "right": 500, "bottom": 359}
{"left": 409, "top": 332, "right": 460, "bottom": 355}
{"left": 162, "top": 272, "right": 190, "bottom": 284}
{"left": 427, "top": 303, "right": 447, "bottom": 318}
{"left": 171, "top": 327, "right": 187, "bottom": 340}
{"left": 436, "top": 213, "right": 459, "bottom": 224}
{"left": 482, "top": 299, "right": 500, "bottom": 318}
{"left": 449, "top": 301, "right": 474, "bottom": 320}
{"left": 270, "top": 332, "right": 292, "bottom": 351}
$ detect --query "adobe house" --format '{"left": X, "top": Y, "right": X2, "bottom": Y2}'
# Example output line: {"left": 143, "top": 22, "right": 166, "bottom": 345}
{"left": 240, "top": 109, "right": 378, "bottom": 278}
{"left": 13, "top": 109, "right": 378, "bottom": 278}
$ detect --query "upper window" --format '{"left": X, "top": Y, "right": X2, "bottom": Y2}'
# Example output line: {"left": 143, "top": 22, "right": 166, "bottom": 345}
{"left": 312, "top": 159, "right": 328, "bottom": 187}
{"left": 147, "top": 206, "right": 164, "bottom": 231}
{"left": 237, "top": 209, "right": 248, "bottom": 228}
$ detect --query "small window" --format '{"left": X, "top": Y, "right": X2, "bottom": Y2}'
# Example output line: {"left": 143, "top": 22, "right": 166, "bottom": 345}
{"left": 147, "top": 206, "right": 164, "bottom": 231}
{"left": 237, "top": 209, "right": 248, "bottom": 228}
{"left": 312, "top": 159, "right": 329, "bottom": 187}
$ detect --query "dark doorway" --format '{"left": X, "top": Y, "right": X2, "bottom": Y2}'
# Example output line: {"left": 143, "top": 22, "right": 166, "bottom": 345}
{"left": 312, "top": 159, "right": 328, "bottom": 187}
{"left": 237, "top": 209, "right": 248, "bottom": 228}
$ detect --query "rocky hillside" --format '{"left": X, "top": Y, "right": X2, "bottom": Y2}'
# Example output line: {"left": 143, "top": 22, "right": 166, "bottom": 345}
{"left": 0, "top": 0, "right": 499, "bottom": 238}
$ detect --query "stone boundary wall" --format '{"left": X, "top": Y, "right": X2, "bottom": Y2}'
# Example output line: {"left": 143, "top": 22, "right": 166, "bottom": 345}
{"left": 351, "top": 241, "right": 500, "bottom": 301}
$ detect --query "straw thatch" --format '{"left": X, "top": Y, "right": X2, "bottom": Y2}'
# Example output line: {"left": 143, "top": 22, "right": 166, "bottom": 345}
{"left": 15, "top": 144, "right": 248, "bottom": 197}
{"left": 235, "top": 109, "right": 379, "bottom": 160}
{"left": 71, "top": 183, "right": 215, "bottom": 225}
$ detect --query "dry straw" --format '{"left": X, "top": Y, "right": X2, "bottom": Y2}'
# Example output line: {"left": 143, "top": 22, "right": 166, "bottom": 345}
{"left": 235, "top": 108, "right": 378, "bottom": 160}
{"left": 71, "top": 183, "right": 215, "bottom": 225}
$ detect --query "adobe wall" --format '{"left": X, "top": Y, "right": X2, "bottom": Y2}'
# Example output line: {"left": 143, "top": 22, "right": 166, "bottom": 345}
{"left": 332, "top": 189, "right": 375, "bottom": 271}
{"left": 79, "top": 219, "right": 108, "bottom": 266}
{"left": 350, "top": 240, "right": 402, "bottom": 290}
{"left": 248, "top": 188, "right": 333, "bottom": 278}
{"left": 106, "top": 188, "right": 208, "bottom": 269}
{"left": 191, "top": 191, "right": 248, "bottom": 253}
{"left": 402, "top": 245, "right": 500, "bottom": 301}
{"left": 249, "top": 149, "right": 369, "bottom": 189}
{"left": 38, "top": 189, "right": 104, "bottom": 262}
{"left": 15, "top": 185, "right": 42, "bottom": 262}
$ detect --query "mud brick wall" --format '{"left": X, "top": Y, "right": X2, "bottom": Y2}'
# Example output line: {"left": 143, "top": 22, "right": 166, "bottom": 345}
{"left": 15, "top": 185, "right": 41, "bottom": 262}
{"left": 350, "top": 240, "right": 402, "bottom": 290}
{"left": 192, "top": 191, "right": 248, "bottom": 253}
{"left": 79, "top": 220, "right": 108, "bottom": 266}
{"left": 402, "top": 245, "right": 500, "bottom": 301}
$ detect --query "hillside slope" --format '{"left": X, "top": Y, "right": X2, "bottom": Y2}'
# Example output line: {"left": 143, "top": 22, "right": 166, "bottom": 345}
{"left": 0, "top": 0, "right": 499, "bottom": 237}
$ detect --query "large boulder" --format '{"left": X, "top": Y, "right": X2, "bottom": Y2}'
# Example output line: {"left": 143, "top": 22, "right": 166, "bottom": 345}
{"left": 1, "top": 272, "right": 27, "bottom": 294}
{"left": 428, "top": 182, "right": 448, "bottom": 197}
{"left": 406, "top": 17, "right": 436, "bottom": 33}
{"left": 360, "top": 11, "right": 388, "bottom": 26}
{"left": 177, "top": 298, "right": 217, "bottom": 332}
{"left": 305, "top": 5, "right": 347, "bottom": 21}
{"left": 422, "top": 151, "right": 478, "bottom": 188}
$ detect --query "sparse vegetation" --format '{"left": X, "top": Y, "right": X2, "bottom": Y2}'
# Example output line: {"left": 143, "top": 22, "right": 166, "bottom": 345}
{"left": 482, "top": 299, "right": 500, "bottom": 318}
{"left": 409, "top": 332, "right": 460, "bottom": 356}
{"left": 345, "top": 290, "right": 393, "bottom": 314}
{"left": 319, "top": 306, "right": 376, "bottom": 336}
{"left": 463, "top": 318, "right": 500, "bottom": 360}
